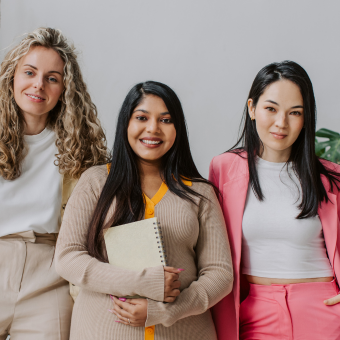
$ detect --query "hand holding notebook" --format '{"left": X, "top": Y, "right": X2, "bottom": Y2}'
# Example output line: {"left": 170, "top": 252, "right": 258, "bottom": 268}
{"left": 104, "top": 217, "right": 182, "bottom": 300}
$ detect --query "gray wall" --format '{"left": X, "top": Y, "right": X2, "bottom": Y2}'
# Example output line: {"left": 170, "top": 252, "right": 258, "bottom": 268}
{"left": 1, "top": 0, "right": 339, "bottom": 177}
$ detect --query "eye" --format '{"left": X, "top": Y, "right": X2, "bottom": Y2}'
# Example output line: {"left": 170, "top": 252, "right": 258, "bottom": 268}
{"left": 25, "top": 71, "right": 33, "bottom": 76}
{"left": 290, "top": 111, "right": 302, "bottom": 116}
{"left": 136, "top": 116, "right": 147, "bottom": 121}
{"left": 48, "top": 77, "right": 58, "bottom": 83}
{"left": 266, "top": 107, "right": 276, "bottom": 112}
{"left": 161, "top": 118, "right": 172, "bottom": 124}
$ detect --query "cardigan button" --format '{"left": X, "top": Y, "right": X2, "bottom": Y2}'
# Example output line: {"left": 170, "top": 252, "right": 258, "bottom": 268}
{"left": 145, "top": 327, "right": 154, "bottom": 335}
{"left": 147, "top": 208, "right": 154, "bottom": 215}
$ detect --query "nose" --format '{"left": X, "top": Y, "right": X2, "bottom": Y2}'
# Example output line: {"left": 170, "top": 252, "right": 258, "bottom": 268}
{"left": 34, "top": 76, "right": 44, "bottom": 90}
{"left": 146, "top": 118, "right": 160, "bottom": 134}
{"left": 275, "top": 111, "right": 288, "bottom": 129}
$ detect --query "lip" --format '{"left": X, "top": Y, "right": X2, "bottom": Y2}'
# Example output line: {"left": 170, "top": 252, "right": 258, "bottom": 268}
{"left": 270, "top": 132, "right": 287, "bottom": 140}
{"left": 140, "top": 137, "right": 163, "bottom": 148}
{"left": 25, "top": 93, "right": 46, "bottom": 103}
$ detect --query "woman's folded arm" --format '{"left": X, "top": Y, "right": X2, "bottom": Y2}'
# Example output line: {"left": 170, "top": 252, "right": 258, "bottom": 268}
{"left": 145, "top": 186, "right": 233, "bottom": 327}
{"left": 55, "top": 168, "right": 165, "bottom": 301}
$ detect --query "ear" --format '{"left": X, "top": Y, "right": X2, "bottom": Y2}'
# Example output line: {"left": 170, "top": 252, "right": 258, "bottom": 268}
{"left": 248, "top": 99, "right": 255, "bottom": 120}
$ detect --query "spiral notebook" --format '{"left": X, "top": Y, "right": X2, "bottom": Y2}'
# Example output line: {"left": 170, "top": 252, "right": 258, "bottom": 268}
{"left": 103, "top": 217, "right": 167, "bottom": 297}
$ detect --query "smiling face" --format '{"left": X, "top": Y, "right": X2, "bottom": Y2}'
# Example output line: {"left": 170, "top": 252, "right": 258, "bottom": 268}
{"left": 13, "top": 46, "right": 65, "bottom": 128}
{"left": 127, "top": 94, "right": 177, "bottom": 166}
{"left": 248, "top": 79, "right": 305, "bottom": 162}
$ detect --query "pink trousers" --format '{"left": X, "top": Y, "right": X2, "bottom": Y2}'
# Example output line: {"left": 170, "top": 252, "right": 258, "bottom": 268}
{"left": 240, "top": 280, "right": 340, "bottom": 340}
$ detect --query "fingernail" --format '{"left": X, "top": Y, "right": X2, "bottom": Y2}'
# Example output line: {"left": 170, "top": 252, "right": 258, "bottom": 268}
{"left": 178, "top": 268, "right": 185, "bottom": 271}
{"left": 108, "top": 309, "right": 113, "bottom": 313}
{"left": 110, "top": 295, "right": 114, "bottom": 300}
{"left": 119, "top": 298, "right": 126, "bottom": 302}
{"left": 115, "top": 320, "right": 120, "bottom": 323}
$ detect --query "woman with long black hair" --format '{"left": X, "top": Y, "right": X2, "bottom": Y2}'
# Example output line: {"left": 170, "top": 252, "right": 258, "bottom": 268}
{"left": 55, "top": 81, "right": 233, "bottom": 340}
{"left": 210, "top": 61, "right": 340, "bottom": 340}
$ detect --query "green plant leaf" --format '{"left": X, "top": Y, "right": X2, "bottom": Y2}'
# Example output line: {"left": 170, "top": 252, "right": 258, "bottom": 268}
{"left": 315, "top": 142, "right": 326, "bottom": 157}
{"left": 317, "top": 140, "right": 340, "bottom": 163}
{"left": 315, "top": 128, "right": 340, "bottom": 164}
{"left": 315, "top": 128, "right": 340, "bottom": 140}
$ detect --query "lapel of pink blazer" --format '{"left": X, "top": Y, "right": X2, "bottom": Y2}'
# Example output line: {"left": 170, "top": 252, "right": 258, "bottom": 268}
{"left": 220, "top": 155, "right": 249, "bottom": 320}
{"left": 319, "top": 177, "right": 339, "bottom": 277}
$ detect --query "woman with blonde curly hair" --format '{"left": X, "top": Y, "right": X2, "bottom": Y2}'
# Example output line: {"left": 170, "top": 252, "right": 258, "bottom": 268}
{"left": 0, "top": 27, "right": 109, "bottom": 340}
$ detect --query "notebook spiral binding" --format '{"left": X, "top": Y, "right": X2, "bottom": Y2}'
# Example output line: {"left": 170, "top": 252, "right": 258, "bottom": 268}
{"left": 153, "top": 221, "right": 167, "bottom": 266}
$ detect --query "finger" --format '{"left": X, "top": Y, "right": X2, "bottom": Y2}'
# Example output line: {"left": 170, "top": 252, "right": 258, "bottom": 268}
{"left": 109, "top": 310, "right": 145, "bottom": 327}
{"left": 112, "top": 296, "right": 133, "bottom": 313}
{"left": 164, "top": 290, "right": 180, "bottom": 301}
{"left": 114, "top": 311, "right": 130, "bottom": 323}
{"left": 126, "top": 298, "right": 146, "bottom": 305}
{"left": 164, "top": 273, "right": 179, "bottom": 283}
{"left": 169, "top": 289, "right": 181, "bottom": 297}
{"left": 164, "top": 296, "right": 177, "bottom": 303}
{"left": 324, "top": 294, "right": 340, "bottom": 306}
{"left": 164, "top": 266, "right": 185, "bottom": 274}
{"left": 164, "top": 288, "right": 181, "bottom": 300}
{"left": 165, "top": 281, "right": 181, "bottom": 294}
{"left": 113, "top": 305, "right": 133, "bottom": 319}
{"left": 171, "top": 281, "right": 181, "bottom": 289}
{"left": 115, "top": 320, "right": 130, "bottom": 326}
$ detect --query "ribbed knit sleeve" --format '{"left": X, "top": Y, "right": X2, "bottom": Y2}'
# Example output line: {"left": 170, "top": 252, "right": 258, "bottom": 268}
{"left": 145, "top": 184, "right": 233, "bottom": 327}
{"left": 55, "top": 166, "right": 165, "bottom": 301}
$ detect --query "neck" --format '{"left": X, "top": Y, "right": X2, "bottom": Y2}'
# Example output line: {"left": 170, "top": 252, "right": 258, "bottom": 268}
{"left": 138, "top": 159, "right": 164, "bottom": 198}
{"left": 138, "top": 159, "right": 162, "bottom": 181}
{"left": 23, "top": 112, "right": 49, "bottom": 135}
{"left": 260, "top": 146, "right": 292, "bottom": 163}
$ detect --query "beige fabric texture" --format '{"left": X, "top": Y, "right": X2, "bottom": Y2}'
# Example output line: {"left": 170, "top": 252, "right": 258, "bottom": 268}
{"left": 55, "top": 165, "right": 233, "bottom": 340}
{"left": 0, "top": 231, "right": 73, "bottom": 340}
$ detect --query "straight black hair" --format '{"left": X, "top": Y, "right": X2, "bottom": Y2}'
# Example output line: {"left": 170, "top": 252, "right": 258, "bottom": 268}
{"left": 87, "top": 81, "right": 211, "bottom": 261}
{"left": 229, "top": 60, "right": 340, "bottom": 219}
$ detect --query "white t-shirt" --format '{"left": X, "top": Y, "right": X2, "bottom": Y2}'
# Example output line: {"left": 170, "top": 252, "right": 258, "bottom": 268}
{"left": 241, "top": 157, "right": 333, "bottom": 279}
{"left": 0, "top": 128, "right": 62, "bottom": 237}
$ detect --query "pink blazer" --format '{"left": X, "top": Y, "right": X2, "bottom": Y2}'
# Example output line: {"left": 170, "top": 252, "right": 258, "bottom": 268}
{"left": 209, "top": 151, "right": 340, "bottom": 340}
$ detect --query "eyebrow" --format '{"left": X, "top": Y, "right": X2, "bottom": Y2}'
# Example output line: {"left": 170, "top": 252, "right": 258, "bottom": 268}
{"left": 23, "top": 64, "right": 62, "bottom": 75}
{"left": 265, "top": 100, "right": 303, "bottom": 109}
{"left": 133, "top": 109, "right": 170, "bottom": 115}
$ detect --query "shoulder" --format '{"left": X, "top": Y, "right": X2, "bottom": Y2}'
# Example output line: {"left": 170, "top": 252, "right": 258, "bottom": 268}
{"left": 81, "top": 163, "right": 108, "bottom": 180}
{"left": 319, "top": 158, "right": 340, "bottom": 173}
{"left": 191, "top": 180, "right": 216, "bottom": 199}
{"left": 210, "top": 151, "right": 247, "bottom": 183}
{"left": 318, "top": 158, "right": 340, "bottom": 195}
{"left": 75, "top": 164, "right": 108, "bottom": 195}
{"left": 210, "top": 150, "right": 246, "bottom": 169}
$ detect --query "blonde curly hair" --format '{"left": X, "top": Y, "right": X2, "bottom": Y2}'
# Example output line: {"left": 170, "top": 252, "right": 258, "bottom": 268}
{"left": 0, "top": 27, "right": 110, "bottom": 180}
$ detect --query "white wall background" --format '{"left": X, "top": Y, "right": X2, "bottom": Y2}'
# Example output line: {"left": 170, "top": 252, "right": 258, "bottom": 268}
{"left": 1, "top": 0, "right": 339, "bottom": 177}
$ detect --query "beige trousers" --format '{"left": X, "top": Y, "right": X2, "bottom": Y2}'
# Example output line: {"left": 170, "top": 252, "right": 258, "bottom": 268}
{"left": 0, "top": 231, "right": 73, "bottom": 340}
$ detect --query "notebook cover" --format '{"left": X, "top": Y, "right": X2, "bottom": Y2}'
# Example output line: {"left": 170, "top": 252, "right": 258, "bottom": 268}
{"left": 103, "top": 217, "right": 166, "bottom": 271}
{"left": 103, "top": 217, "right": 166, "bottom": 298}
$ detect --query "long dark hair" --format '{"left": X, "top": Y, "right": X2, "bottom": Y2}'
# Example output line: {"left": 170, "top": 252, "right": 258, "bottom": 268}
{"left": 230, "top": 60, "right": 340, "bottom": 219}
{"left": 87, "top": 81, "right": 211, "bottom": 261}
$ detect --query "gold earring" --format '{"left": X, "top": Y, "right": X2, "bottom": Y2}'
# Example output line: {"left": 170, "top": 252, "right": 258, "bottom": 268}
{"left": 251, "top": 116, "right": 255, "bottom": 121}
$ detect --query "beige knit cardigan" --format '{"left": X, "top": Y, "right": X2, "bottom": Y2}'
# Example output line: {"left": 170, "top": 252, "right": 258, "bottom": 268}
{"left": 55, "top": 165, "right": 233, "bottom": 340}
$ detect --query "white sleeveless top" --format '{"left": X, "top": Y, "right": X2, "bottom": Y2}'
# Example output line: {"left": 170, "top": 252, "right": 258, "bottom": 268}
{"left": 241, "top": 157, "right": 333, "bottom": 279}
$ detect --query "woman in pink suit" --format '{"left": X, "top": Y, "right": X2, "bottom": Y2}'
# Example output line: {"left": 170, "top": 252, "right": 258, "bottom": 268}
{"left": 210, "top": 61, "right": 340, "bottom": 340}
